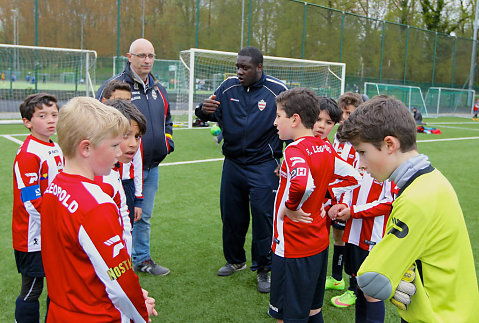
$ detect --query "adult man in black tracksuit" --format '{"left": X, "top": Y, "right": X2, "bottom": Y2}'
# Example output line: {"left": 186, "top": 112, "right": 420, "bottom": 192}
{"left": 195, "top": 46, "right": 288, "bottom": 293}
{"left": 97, "top": 38, "right": 174, "bottom": 276}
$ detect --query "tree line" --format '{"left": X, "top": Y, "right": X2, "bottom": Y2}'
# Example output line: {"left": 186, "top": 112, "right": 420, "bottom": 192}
{"left": 0, "top": 0, "right": 476, "bottom": 87}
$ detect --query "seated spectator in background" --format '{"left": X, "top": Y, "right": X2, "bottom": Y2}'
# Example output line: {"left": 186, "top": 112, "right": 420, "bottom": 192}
{"left": 412, "top": 107, "right": 424, "bottom": 125}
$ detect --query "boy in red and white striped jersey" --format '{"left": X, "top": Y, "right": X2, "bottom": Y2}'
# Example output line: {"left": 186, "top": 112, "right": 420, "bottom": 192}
{"left": 41, "top": 97, "right": 156, "bottom": 322}
{"left": 268, "top": 88, "right": 360, "bottom": 322}
{"left": 102, "top": 81, "right": 144, "bottom": 226}
{"left": 325, "top": 92, "right": 364, "bottom": 301}
{"left": 12, "top": 93, "right": 63, "bottom": 323}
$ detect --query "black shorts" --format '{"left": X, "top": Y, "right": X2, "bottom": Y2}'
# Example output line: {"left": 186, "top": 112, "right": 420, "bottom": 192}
{"left": 14, "top": 250, "right": 44, "bottom": 277}
{"left": 331, "top": 219, "right": 346, "bottom": 230}
{"left": 269, "top": 248, "right": 328, "bottom": 322}
{"left": 344, "top": 243, "right": 369, "bottom": 276}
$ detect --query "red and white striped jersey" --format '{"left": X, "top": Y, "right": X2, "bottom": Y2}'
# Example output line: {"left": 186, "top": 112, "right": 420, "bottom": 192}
{"left": 117, "top": 140, "right": 143, "bottom": 202}
{"left": 42, "top": 172, "right": 148, "bottom": 322}
{"left": 12, "top": 135, "right": 63, "bottom": 252}
{"left": 95, "top": 167, "right": 132, "bottom": 255}
{"left": 333, "top": 134, "right": 359, "bottom": 169}
{"left": 343, "top": 173, "right": 395, "bottom": 251}
{"left": 273, "top": 136, "right": 361, "bottom": 258}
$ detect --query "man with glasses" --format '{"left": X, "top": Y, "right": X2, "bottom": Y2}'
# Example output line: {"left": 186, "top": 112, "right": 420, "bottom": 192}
{"left": 97, "top": 38, "right": 174, "bottom": 276}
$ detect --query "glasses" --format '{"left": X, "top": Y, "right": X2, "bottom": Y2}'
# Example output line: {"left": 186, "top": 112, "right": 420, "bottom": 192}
{"left": 130, "top": 53, "right": 156, "bottom": 59}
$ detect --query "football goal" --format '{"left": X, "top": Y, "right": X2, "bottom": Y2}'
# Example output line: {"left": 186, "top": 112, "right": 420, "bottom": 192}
{"left": 364, "top": 82, "right": 429, "bottom": 116}
{"left": 424, "top": 87, "right": 475, "bottom": 118}
{"left": 0, "top": 44, "right": 96, "bottom": 113}
{"left": 177, "top": 48, "right": 346, "bottom": 128}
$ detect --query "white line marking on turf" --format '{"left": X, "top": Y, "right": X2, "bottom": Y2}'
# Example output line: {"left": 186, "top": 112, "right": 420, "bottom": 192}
{"left": 2, "top": 135, "right": 24, "bottom": 145}
{"left": 428, "top": 125, "right": 479, "bottom": 131}
{"left": 159, "top": 158, "right": 224, "bottom": 166}
{"left": 2, "top": 134, "right": 478, "bottom": 165}
{"left": 417, "top": 136, "right": 479, "bottom": 143}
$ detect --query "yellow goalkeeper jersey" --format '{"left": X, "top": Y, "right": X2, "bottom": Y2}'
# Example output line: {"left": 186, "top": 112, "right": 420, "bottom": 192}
{"left": 358, "top": 168, "right": 478, "bottom": 323}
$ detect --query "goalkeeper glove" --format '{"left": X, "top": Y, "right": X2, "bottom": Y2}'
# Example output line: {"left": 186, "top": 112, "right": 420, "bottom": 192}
{"left": 390, "top": 265, "right": 416, "bottom": 311}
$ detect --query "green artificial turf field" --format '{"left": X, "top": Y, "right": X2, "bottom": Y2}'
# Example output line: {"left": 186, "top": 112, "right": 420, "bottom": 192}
{"left": 1, "top": 117, "right": 478, "bottom": 322}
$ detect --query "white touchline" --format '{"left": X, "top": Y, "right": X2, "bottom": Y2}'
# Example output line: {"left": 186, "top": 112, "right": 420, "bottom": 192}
{"left": 159, "top": 158, "right": 224, "bottom": 166}
{"left": 417, "top": 136, "right": 479, "bottom": 143}
{"left": 2, "top": 135, "right": 24, "bottom": 145}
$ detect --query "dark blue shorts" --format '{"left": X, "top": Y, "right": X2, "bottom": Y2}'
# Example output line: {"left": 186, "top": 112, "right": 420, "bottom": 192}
{"left": 331, "top": 219, "right": 346, "bottom": 230}
{"left": 14, "top": 250, "right": 44, "bottom": 277}
{"left": 268, "top": 248, "right": 328, "bottom": 322}
{"left": 344, "top": 243, "right": 369, "bottom": 276}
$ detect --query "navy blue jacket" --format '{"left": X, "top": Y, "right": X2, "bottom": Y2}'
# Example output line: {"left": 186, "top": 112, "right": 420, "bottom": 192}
{"left": 96, "top": 62, "right": 174, "bottom": 169}
{"left": 195, "top": 73, "right": 287, "bottom": 165}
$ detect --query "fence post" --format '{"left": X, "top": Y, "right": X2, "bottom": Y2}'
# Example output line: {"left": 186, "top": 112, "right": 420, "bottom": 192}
{"left": 403, "top": 26, "right": 409, "bottom": 85}
{"left": 301, "top": 2, "right": 307, "bottom": 59}
{"left": 195, "top": 0, "right": 199, "bottom": 48}
{"left": 34, "top": 0, "right": 38, "bottom": 93}
{"left": 432, "top": 31, "right": 437, "bottom": 87}
{"left": 339, "top": 12, "right": 345, "bottom": 62}
{"left": 451, "top": 36, "right": 456, "bottom": 87}
{"left": 379, "top": 21, "right": 385, "bottom": 82}
{"left": 247, "top": 0, "right": 252, "bottom": 46}
{"left": 116, "top": 0, "right": 120, "bottom": 74}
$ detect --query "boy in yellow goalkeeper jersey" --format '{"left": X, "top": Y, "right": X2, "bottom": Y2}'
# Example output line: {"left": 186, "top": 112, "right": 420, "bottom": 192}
{"left": 337, "top": 95, "right": 478, "bottom": 323}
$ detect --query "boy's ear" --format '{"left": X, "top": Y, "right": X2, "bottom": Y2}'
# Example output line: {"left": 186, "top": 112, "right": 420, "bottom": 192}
{"left": 22, "top": 118, "right": 32, "bottom": 130}
{"left": 291, "top": 113, "right": 301, "bottom": 128}
{"left": 384, "top": 135, "right": 400, "bottom": 154}
{"left": 78, "top": 139, "right": 92, "bottom": 157}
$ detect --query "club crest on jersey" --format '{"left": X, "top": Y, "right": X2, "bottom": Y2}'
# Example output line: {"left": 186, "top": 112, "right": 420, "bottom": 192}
{"left": 258, "top": 99, "right": 266, "bottom": 111}
{"left": 152, "top": 89, "right": 157, "bottom": 100}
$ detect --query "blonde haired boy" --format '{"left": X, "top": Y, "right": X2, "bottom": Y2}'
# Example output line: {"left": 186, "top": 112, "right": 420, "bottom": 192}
{"left": 41, "top": 97, "right": 157, "bottom": 322}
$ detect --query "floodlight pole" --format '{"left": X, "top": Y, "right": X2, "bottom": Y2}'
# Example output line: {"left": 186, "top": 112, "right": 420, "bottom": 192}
{"left": 468, "top": 0, "right": 479, "bottom": 89}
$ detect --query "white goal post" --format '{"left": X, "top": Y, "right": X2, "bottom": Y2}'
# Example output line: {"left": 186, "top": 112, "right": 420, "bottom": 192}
{"left": 0, "top": 44, "right": 96, "bottom": 114}
{"left": 364, "top": 82, "right": 429, "bottom": 116}
{"left": 177, "top": 48, "right": 346, "bottom": 128}
{"left": 424, "top": 87, "right": 475, "bottom": 118}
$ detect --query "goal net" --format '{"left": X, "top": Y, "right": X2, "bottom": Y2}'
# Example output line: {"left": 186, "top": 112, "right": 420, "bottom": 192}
{"left": 424, "top": 87, "right": 475, "bottom": 118}
{"left": 364, "top": 82, "right": 429, "bottom": 116}
{"left": 177, "top": 48, "right": 346, "bottom": 128}
{"left": 0, "top": 44, "right": 96, "bottom": 115}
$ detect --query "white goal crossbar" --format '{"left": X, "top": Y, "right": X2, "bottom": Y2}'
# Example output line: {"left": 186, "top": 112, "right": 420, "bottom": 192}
{"left": 179, "top": 48, "right": 346, "bottom": 128}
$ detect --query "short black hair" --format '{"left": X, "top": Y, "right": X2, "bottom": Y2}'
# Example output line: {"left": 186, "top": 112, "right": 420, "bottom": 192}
{"left": 104, "top": 99, "right": 147, "bottom": 136}
{"left": 238, "top": 46, "right": 263, "bottom": 66}
{"left": 19, "top": 93, "right": 58, "bottom": 120}
{"left": 318, "top": 97, "right": 342, "bottom": 124}
{"left": 275, "top": 88, "right": 320, "bottom": 129}
{"left": 103, "top": 80, "right": 131, "bottom": 100}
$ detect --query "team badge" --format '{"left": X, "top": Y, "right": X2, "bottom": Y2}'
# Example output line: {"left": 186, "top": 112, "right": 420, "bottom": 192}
{"left": 152, "top": 89, "right": 157, "bottom": 100}
{"left": 258, "top": 99, "right": 266, "bottom": 111}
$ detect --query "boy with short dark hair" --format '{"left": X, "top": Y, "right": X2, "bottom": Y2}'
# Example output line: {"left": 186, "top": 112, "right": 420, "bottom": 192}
{"left": 104, "top": 99, "right": 146, "bottom": 227}
{"left": 268, "top": 88, "right": 360, "bottom": 322}
{"left": 41, "top": 97, "right": 157, "bottom": 321}
{"left": 325, "top": 92, "right": 363, "bottom": 307}
{"left": 338, "top": 95, "right": 479, "bottom": 322}
{"left": 101, "top": 80, "right": 132, "bottom": 102}
{"left": 12, "top": 93, "right": 63, "bottom": 323}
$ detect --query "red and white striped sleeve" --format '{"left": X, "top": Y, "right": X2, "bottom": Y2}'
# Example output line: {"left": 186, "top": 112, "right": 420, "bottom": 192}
{"left": 351, "top": 178, "right": 394, "bottom": 219}
{"left": 283, "top": 146, "right": 314, "bottom": 211}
